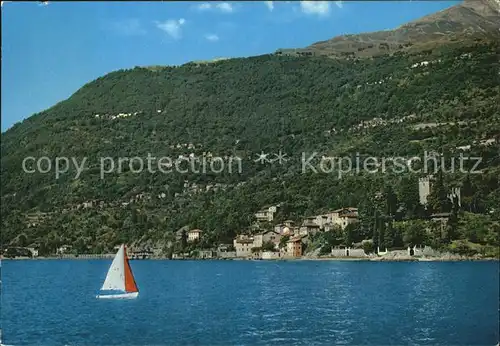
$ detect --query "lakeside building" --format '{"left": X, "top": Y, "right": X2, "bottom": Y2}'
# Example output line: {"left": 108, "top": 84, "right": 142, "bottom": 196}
{"left": 327, "top": 207, "right": 359, "bottom": 230}
{"left": 129, "top": 249, "right": 154, "bottom": 260}
{"left": 27, "top": 247, "right": 38, "bottom": 257}
{"left": 233, "top": 206, "right": 359, "bottom": 259}
{"left": 233, "top": 205, "right": 360, "bottom": 259}
{"left": 419, "top": 175, "right": 461, "bottom": 207}
{"left": 297, "top": 207, "right": 360, "bottom": 231}
{"left": 217, "top": 244, "right": 233, "bottom": 252}
{"left": 252, "top": 230, "right": 281, "bottom": 249}
{"left": 198, "top": 250, "right": 217, "bottom": 259}
{"left": 254, "top": 205, "right": 279, "bottom": 222}
{"left": 187, "top": 229, "right": 203, "bottom": 242}
{"left": 233, "top": 236, "right": 254, "bottom": 257}
{"left": 274, "top": 224, "right": 285, "bottom": 233}
{"left": 57, "top": 245, "right": 72, "bottom": 255}
{"left": 299, "top": 221, "right": 321, "bottom": 236}
{"left": 286, "top": 236, "right": 303, "bottom": 258}
{"left": 233, "top": 230, "right": 282, "bottom": 257}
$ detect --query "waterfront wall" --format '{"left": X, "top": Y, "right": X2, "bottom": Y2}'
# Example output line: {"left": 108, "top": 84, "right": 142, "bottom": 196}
{"left": 408, "top": 245, "right": 439, "bottom": 257}
{"left": 262, "top": 251, "right": 281, "bottom": 260}
{"left": 45, "top": 254, "right": 115, "bottom": 259}
{"left": 218, "top": 251, "right": 237, "bottom": 259}
{"left": 331, "top": 247, "right": 367, "bottom": 257}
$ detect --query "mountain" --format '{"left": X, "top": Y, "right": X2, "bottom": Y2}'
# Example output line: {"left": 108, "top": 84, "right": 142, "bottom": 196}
{"left": 1, "top": 2, "right": 499, "bottom": 255}
{"left": 276, "top": 0, "right": 500, "bottom": 58}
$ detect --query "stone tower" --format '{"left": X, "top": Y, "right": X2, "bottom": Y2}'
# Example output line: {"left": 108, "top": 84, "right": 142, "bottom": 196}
{"left": 418, "top": 176, "right": 433, "bottom": 205}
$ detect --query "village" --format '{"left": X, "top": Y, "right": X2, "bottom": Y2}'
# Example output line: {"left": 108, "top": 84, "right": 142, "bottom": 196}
{"left": 2, "top": 205, "right": 434, "bottom": 261}
{"left": 173, "top": 203, "right": 440, "bottom": 261}
{"left": 1, "top": 202, "right": 440, "bottom": 261}
{"left": 171, "top": 174, "right": 458, "bottom": 260}
{"left": 1, "top": 175, "right": 462, "bottom": 261}
{"left": 187, "top": 205, "right": 365, "bottom": 260}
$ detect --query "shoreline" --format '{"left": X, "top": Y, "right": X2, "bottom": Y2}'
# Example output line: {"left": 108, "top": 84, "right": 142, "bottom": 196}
{"left": 2, "top": 256, "right": 498, "bottom": 262}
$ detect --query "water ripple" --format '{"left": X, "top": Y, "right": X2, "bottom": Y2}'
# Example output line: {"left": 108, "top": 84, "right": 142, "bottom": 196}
{"left": 2, "top": 260, "right": 498, "bottom": 345}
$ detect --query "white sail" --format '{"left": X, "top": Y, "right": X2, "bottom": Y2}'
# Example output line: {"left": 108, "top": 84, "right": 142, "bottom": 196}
{"left": 100, "top": 245, "right": 126, "bottom": 291}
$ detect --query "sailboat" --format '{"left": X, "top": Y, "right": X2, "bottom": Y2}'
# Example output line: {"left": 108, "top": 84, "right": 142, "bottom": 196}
{"left": 96, "top": 244, "right": 139, "bottom": 299}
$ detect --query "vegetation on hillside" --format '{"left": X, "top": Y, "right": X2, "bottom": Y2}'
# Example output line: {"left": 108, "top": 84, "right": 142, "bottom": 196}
{"left": 1, "top": 40, "right": 499, "bottom": 256}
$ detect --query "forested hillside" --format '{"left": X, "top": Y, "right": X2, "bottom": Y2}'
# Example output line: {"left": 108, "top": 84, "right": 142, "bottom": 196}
{"left": 1, "top": 36, "right": 499, "bottom": 255}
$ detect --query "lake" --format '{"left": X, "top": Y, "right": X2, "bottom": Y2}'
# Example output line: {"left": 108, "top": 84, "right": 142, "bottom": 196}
{"left": 2, "top": 260, "right": 499, "bottom": 345}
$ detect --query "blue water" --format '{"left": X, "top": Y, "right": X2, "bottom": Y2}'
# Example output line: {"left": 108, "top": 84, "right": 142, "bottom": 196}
{"left": 2, "top": 260, "right": 499, "bottom": 345}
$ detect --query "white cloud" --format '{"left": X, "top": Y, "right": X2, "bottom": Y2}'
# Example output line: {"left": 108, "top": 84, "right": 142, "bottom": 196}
{"left": 110, "top": 19, "right": 146, "bottom": 36}
{"left": 196, "top": 3, "right": 212, "bottom": 10}
{"left": 264, "top": 1, "right": 274, "bottom": 11}
{"left": 216, "top": 2, "right": 233, "bottom": 13}
{"left": 194, "top": 2, "right": 233, "bottom": 13}
{"left": 300, "top": 1, "right": 330, "bottom": 16}
{"left": 205, "top": 34, "right": 220, "bottom": 42}
{"left": 156, "top": 18, "right": 186, "bottom": 40}
{"left": 335, "top": 1, "right": 343, "bottom": 9}
{"left": 2, "top": 1, "right": 50, "bottom": 6}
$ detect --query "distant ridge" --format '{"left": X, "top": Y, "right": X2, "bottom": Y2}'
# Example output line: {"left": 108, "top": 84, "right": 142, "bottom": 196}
{"left": 276, "top": 0, "right": 500, "bottom": 58}
{"left": 190, "top": 57, "right": 230, "bottom": 65}
{"left": 143, "top": 58, "right": 230, "bottom": 71}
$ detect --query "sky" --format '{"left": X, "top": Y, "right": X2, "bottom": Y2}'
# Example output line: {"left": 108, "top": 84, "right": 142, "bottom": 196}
{"left": 1, "top": 0, "right": 459, "bottom": 132}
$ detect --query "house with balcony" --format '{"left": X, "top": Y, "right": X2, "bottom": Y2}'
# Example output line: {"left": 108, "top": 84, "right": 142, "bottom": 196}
{"left": 254, "top": 205, "right": 279, "bottom": 222}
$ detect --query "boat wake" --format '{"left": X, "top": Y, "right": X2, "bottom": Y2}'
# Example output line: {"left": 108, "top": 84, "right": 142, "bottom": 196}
{"left": 96, "top": 292, "right": 139, "bottom": 299}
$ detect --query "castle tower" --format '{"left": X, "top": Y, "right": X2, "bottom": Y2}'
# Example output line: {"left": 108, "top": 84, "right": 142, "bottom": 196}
{"left": 418, "top": 176, "right": 432, "bottom": 205}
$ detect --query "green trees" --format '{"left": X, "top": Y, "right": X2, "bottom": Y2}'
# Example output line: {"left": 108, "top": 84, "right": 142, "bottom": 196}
{"left": 279, "top": 235, "right": 290, "bottom": 249}
{"left": 74, "top": 237, "right": 87, "bottom": 254}
{"left": 398, "top": 175, "right": 421, "bottom": 219}
{"left": 14, "top": 233, "right": 28, "bottom": 247}
{"left": 261, "top": 241, "right": 276, "bottom": 252}
{"left": 384, "top": 185, "right": 398, "bottom": 217}
{"left": 360, "top": 240, "right": 374, "bottom": 255}
{"left": 342, "top": 223, "right": 362, "bottom": 246}
{"left": 180, "top": 230, "right": 187, "bottom": 251}
{"left": 427, "top": 171, "right": 452, "bottom": 214}
{"left": 0, "top": 41, "right": 498, "bottom": 252}
{"left": 402, "top": 222, "right": 426, "bottom": 247}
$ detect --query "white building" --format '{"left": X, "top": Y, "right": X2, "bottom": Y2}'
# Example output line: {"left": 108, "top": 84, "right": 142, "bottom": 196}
{"left": 187, "top": 229, "right": 203, "bottom": 242}
{"left": 233, "top": 236, "right": 254, "bottom": 257}
{"left": 254, "top": 205, "right": 278, "bottom": 222}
